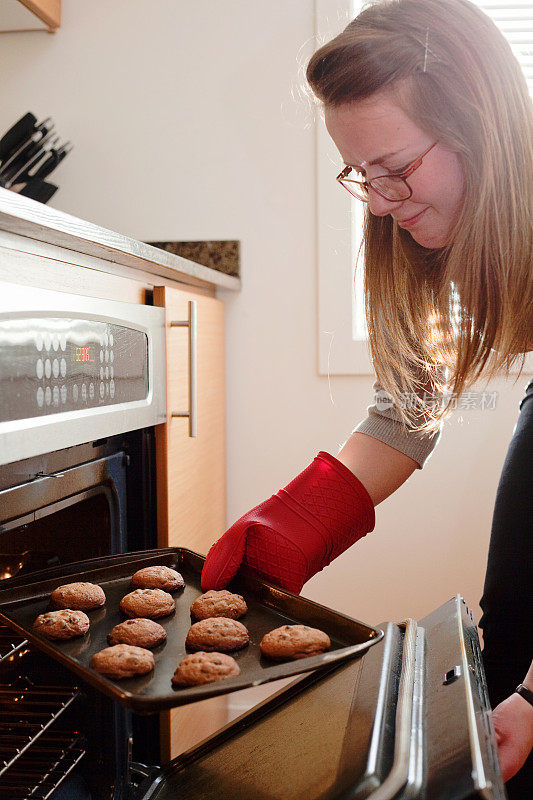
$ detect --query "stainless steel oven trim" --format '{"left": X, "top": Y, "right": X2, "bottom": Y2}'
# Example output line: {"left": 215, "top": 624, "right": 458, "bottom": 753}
{"left": 368, "top": 618, "right": 418, "bottom": 800}
{"left": 406, "top": 627, "right": 425, "bottom": 795}
{"left": 455, "top": 594, "right": 495, "bottom": 799}
{"left": 0, "top": 282, "right": 166, "bottom": 466}
{"left": 0, "top": 455, "right": 124, "bottom": 523}
{"left": 1, "top": 486, "right": 112, "bottom": 532}
{"left": 366, "top": 622, "right": 398, "bottom": 781}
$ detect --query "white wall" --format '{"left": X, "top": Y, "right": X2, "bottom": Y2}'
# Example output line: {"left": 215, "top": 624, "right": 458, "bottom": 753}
{"left": 0, "top": 0, "right": 528, "bottom": 636}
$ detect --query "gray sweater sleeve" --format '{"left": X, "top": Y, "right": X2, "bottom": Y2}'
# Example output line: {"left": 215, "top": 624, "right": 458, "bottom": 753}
{"left": 354, "top": 380, "right": 441, "bottom": 468}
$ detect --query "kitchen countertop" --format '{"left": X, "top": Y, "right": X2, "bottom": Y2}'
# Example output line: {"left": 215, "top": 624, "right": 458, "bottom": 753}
{"left": 0, "top": 188, "right": 241, "bottom": 291}
{"left": 148, "top": 240, "right": 239, "bottom": 278}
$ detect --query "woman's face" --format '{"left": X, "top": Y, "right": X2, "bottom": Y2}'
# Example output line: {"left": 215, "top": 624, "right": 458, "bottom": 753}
{"left": 325, "top": 91, "right": 465, "bottom": 249}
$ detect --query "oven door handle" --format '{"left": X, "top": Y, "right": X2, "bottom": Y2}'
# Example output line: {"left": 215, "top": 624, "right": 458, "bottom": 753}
{"left": 170, "top": 299, "right": 198, "bottom": 438}
{"left": 367, "top": 617, "right": 420, "bottom": 800}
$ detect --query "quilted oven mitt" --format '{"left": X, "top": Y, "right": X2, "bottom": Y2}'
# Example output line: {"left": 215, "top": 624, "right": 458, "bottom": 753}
{"left": 201, "top": 451, "right": 375, "bottom": 594}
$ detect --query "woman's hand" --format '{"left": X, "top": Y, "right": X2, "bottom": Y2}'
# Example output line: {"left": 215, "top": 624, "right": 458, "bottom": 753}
{"left": 492, "top": 693, "right": 533, "bottom": 782}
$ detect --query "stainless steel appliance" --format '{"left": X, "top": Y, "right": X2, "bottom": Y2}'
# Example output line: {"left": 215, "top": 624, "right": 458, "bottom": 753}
{"left": 0, "top": 283, "right": 508, "bottom": 799}
{"left": 0, "top": 285, "right": 166, "bottom": 798}
{"left": 131, "top": 596, "right": 507, "bottom": 800}
{"left": 0, "top": 282, "right": 165, "bottom": 467}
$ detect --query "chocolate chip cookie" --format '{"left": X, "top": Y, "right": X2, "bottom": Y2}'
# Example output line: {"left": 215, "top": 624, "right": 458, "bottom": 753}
{"left": 119, "top": 588, "right": 175, "bottom": 619}
{"left": 50, "top": 582, "right": 105, "bottom": 611}
{"left": 90, "top": 644, "right": 154, "bottom": 679}
{"left": 259, "top": 625, "right": 331, "bottom": 660}
{"left": 33, "top": 609, "right": 90, "bottom": 640}
{"left": 131, "top": 566, "right": 185, "bottom": 592}
{"left": 107, "top": 618, "right": 167, "bottom": 648}
{"left": 185, "top": 617, "right": 250, "bottom": 652}
{"left": 172, "top": 652, "right": 241, "bottom": 686}
{"left": 190, "top": 590, "right": 247, "bottom": 621}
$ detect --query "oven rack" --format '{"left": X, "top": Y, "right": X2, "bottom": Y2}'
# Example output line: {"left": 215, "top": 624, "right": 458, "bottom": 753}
{"left": 0, "top": 731, "right": 86, "bottom": 800}
{"left": 0, "top": 624, "right": 88, "bottom": 799}
{"left": 0, "top": 625, "right": 28, "bottom": 665}
{"left": 0, "top": 684, "right": 81, "bottom": 777}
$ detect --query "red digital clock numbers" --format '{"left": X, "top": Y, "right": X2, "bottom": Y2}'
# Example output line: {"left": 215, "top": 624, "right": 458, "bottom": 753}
{"left": 75, "top": 346, "right": 95, "bottom": 363}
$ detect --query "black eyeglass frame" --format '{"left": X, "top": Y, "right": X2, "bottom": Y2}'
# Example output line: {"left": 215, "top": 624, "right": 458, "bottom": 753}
{"left": 336, "top": 141, "right": 438, "bottom": 202}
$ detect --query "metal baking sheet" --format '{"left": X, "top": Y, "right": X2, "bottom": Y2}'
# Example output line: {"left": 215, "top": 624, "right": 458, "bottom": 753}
{"left": 0, "top": 547, "right": 383, "bottom": 712}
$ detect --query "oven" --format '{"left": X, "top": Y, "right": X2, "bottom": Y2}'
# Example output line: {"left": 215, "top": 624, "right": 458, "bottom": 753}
{"left": 0, "top": 283, "right": 509, "bottom": 800}
{"left": 130, "top": 597, "right": 508, "bottom": 800}
{"left": 0, "top": 284, "right": 165, "bottom": 798}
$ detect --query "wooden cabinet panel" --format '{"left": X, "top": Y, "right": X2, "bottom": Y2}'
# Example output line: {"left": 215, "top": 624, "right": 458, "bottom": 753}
{"left": 19, "top": 0, "right": 60, "bottom": 29}
{"left": 1, "top": 0, "right": 60, "bottom": 32}
{"left": 159, "top": 695, "right": 229, "bottom": 764}
{"left": 154, "top": 284, "right": 226, "bottom": 554}
{"left": 153, "top": 284, "right": 228, "bottom": 761}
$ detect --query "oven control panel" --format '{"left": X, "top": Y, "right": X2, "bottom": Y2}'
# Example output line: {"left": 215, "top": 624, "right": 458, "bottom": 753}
{"left": 0, "top": 319, "right": 148, "bottom": 423}
{"left": 0, "top": 283, "right": 166, "bottom": 467}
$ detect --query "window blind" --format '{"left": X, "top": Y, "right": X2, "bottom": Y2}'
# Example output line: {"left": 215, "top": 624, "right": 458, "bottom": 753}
{"left": 472, "top": 1, "right": 533, "bottom": 94}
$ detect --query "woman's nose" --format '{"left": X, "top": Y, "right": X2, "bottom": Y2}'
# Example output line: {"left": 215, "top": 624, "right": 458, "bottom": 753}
{"left": 367, "top": 187, "right": 404, "bottom": 217}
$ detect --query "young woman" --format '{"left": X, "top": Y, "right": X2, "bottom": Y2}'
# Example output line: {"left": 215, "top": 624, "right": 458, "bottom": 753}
{"left": 201, "top": 1, "right": 533, "bottom": 793}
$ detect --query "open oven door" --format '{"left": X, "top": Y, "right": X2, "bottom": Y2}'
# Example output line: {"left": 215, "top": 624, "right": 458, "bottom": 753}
{"left": 130, "top": 596, "right": 507, "bottom": 800}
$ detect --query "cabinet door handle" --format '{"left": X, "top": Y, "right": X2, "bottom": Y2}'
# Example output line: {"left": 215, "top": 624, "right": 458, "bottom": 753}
{"left": 169, "top": 300, "right": 197, "bottom": 438}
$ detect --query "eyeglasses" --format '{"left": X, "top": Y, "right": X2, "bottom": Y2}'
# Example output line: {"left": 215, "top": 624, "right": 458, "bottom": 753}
{"left": 336, "top": 141, "right": 438, "bottom": 202}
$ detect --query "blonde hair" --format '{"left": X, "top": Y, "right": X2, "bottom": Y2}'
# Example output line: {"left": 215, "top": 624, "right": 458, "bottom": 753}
{"left": 307, "top": 0, "right": 533, "bottom": 432}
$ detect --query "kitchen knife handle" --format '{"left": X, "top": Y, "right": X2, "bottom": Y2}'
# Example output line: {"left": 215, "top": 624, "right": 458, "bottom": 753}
{"left": 33, "top": 142, "right": 72, "bottom": 181}
{"left": 170, "top": 300, "right": 198, "bottom": 438}
{"left": 17, "top": 180, "right": 58, "bottom": 204}
{"left": 0, "top": 112, "right": 37, "bottom": 162}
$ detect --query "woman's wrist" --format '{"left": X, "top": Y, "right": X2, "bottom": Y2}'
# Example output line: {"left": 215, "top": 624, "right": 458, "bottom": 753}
{"left": 521, "top": 660, "right": 533, "bottom": 696}
{"left": 509, "top": 691, "right": 533, "bottom": 736}
{"left": 513, "top": 668, "right": 533, "bottom": 729}
{"left": 515, "top": 683, "right": 533, "bottom": 711}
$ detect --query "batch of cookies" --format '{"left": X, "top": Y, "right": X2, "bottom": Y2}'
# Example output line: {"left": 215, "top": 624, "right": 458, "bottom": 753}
{"left": 32, "top": 565, "right": 332, "bottom": 687}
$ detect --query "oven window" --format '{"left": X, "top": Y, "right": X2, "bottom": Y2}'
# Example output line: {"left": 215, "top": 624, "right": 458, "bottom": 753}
{"left": 0, "top": 489, "right": 114, "bottom": 582}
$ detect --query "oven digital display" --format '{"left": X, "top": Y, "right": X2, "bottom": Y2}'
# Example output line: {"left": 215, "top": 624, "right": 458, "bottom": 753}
{"left": 0, "top": 318, "right": 149, "bottom": 423}
{"left": 74, "top": 345, "right": 95, "bottom": 363}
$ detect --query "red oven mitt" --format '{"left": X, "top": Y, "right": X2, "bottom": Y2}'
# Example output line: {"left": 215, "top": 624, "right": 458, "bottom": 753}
{"left": 201, "top": 451, "right": 375, "bottom": 594}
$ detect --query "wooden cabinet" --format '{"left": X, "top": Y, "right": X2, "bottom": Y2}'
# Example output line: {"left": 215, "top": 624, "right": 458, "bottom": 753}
{"left": 153, "top": 284, "right": 228, "bottom": 761}
{"left": 0, "top": 1, "right": 61, "bottom": 33}
{"left": 154, "top": 284, "right": 226, "bottom": 554}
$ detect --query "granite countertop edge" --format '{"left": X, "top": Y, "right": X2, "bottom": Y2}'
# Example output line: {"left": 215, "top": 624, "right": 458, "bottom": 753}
{"left": 0, "top": 188, "right": 241, "bottom": 291}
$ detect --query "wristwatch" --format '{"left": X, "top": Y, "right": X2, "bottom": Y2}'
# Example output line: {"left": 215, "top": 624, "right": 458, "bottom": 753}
{"left": 514, "top": 684, "right": 533, "bottom": 707}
